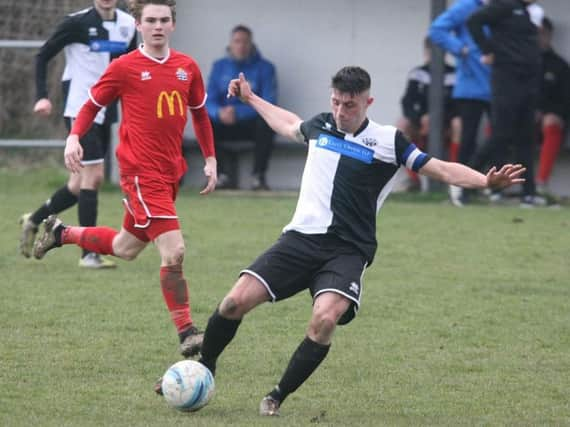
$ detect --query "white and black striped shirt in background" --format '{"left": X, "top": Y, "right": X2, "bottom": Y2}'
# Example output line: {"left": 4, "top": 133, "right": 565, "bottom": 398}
{"left": 35, "top": 7, "right": 137, "bottom": 124}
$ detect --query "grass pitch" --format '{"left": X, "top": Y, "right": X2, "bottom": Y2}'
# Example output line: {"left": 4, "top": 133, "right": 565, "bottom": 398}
{"left": 0, "top": 166, "right": 569, "bottom": 426}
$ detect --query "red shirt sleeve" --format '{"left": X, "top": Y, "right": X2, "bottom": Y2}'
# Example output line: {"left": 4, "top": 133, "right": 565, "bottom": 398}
{"left": 70, "top": 59, "right": 124, "bottom": 138}
{"left": 190, "top": 105, "right": 215, "bottom": 159}
{"left": 89, "top": 59, "right": 124, "bottom": 108}
{"left": 188, "top": 62, "right": 207, "bottom": 109}
{"left": 188, "top": 62, "right": 214, "bottom": 158}
{"left": 70, "top": 99, "right": 101, "bottom": 138}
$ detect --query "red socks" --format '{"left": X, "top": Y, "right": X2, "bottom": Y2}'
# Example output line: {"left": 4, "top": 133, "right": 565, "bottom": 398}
{"left": 448, "top": 141, "right": 460, "bottom": 163}
{"left": 160, "top": 265, "right": 192, "bottom": 334}
{"left": 537, "top": 123, "right": 563, "bottom": 185}
{"left": 61, "top": 226, "right": 117, "bottom": 254}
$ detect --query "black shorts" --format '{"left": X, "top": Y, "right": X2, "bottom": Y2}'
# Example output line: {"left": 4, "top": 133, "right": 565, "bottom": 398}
{"left": 64, "top": 117, "right": 111, "bottom": 164}
{"left": 241, "top": 231, "right": 368, "bottom": 325}
{"left": 445, "top": 99, "right": 461, "bottom": 125}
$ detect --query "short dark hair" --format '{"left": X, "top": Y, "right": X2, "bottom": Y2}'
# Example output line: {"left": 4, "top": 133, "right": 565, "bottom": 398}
{"left": 331, "top": 66, "right": 371, "bottom": 96}
{"left": 130, "top": 0, "right": 176, "bottom": 23}
{"left": 231, "top": 24, "right": 252, "bottom": 37}
{"left": 542, "top": 16, "right": 553, "bottom": 33}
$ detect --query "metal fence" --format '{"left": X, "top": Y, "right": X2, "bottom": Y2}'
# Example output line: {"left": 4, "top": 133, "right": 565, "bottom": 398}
{"left": 0, "top": 40, "right": 64, "bottom": 147}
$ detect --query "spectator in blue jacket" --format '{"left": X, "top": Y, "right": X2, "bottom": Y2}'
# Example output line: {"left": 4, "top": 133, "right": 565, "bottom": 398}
{"left": 429, "top": 0, "right": 491, "bottom": 206}
{"left": 206, "top": 25, "right": 277, "bottom": 190}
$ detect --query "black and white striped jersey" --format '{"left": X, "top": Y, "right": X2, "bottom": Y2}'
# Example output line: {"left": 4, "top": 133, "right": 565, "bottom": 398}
{"left": 401, "top": 63, "right": 456, "bottom": 124}
{"left": 36, "top": 7, "right": 137, "bottom": 124}
{"left": 283, "top": 113, "right": 430, "bottom": 264}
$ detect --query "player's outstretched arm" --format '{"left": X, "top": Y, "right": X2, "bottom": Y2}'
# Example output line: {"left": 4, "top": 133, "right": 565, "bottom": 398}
{"left": 227, "top": 73, "right": 304, "bottom": 143}
{"left": 419, "top": 158, "right": 526, "bottom": 190}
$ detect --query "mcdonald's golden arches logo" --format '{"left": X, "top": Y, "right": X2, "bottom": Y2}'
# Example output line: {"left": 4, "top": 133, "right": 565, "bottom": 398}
{"left": 156, "top": 90, "right": 184, "bottom": 118}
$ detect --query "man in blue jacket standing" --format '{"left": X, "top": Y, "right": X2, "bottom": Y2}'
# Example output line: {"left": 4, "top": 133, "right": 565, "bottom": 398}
{"left": 429, "top": 0, "right": 491, "bottom": 206}
{"left": 206, "top": 25, "right": 277, "bottom": 190}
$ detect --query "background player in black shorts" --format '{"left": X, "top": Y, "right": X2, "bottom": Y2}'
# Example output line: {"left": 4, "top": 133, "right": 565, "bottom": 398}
{"left": 155, "top": 67, "right": 525, "bottom": 416}
{"left": 19, "top": 0, "right": 136, "bottom": 268}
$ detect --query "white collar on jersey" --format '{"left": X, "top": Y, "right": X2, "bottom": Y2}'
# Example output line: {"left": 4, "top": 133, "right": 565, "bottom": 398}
{"left": 138, "top": 44, "right": 170, "bottom": 64}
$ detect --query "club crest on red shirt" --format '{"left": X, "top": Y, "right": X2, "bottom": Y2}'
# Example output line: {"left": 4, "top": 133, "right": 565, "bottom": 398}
{"left": 176, "top": 68, "right": 188, "bottom": 81}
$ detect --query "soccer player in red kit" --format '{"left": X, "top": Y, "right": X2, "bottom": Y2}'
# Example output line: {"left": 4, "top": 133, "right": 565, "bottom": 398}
{"left": 33, "top": 0, "right": 217, "bottom": 357}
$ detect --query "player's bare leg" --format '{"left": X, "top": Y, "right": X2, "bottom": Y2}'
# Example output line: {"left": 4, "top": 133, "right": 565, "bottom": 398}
{"left": 260, "top": 292, "right": 351, "bottom": 416}
{"left": 154, "top": 273, "right": 269, "bottom": 396}
{"left": 154, "top": 229, "right": 203, "bottom": 357}
{"left": 200, "top": 274, "right": 270, "bottom": 373}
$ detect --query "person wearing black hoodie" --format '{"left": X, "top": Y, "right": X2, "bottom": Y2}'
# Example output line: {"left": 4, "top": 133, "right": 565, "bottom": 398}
{"left": 468, "top": 0, "right": 543, "bottom": 206}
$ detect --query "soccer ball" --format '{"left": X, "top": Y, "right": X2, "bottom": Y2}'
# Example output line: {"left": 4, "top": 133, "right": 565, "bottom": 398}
{"left": 161, "top": 360, "right": 215, "bottom": 412}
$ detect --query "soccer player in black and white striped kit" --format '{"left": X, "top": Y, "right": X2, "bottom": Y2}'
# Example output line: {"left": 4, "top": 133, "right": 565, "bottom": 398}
{"left": 19, "top": 0, "right": 136, "bottom": 268}
{"left": 194, "top": 67, "right": 525, "bottom": 416}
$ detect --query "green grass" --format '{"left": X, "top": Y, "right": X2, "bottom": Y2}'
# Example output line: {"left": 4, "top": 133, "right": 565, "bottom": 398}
{"left": 1, "top": 167, "right": 569, "bottom": 426}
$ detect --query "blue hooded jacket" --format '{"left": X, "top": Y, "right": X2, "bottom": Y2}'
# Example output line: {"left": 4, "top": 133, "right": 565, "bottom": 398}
{"left": 206, "top": 46, "right": 277, "bottom": 123}
{"left": 429, "top": 0, "right": 491, "bottom": 101}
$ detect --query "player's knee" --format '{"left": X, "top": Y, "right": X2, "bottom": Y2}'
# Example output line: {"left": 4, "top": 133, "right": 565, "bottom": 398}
{"left": 219, "top": 296, "right": 243, "bottom": 319}
{"left": 543, "top": 113, "right": 563, "bottom": 128}
{"left": 67, "top": 181, "right": 80, "bottom": 195}
{"left": 85, "top": 174, "right": 104, "bottom": 189}
{"left": 81, "top": 166, "right": 104, "bottom": 189}
{"left": 113, "top": 239, "right": 142, "bottom": 261}
{"left": 114, "top": 245, "right": 138, "bottom": 261}
{"left": 120, "top": 250, "right": 138, "bottom": 261}
{"left": 91, "top": 173, "right": 104, "bottom": 189}
{"left": 162, "top": 244, "right": 185, "bottom": 266}
{"left": 112, "top": 234, "right": 146, "bottom": 261}
{"left": 310, "top": 309, "right": 339, "bottom": 338}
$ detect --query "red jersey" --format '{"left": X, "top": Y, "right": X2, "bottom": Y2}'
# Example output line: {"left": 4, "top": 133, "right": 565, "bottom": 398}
{"left": 88, "top": 46, "right": 208, "bottom": 182}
